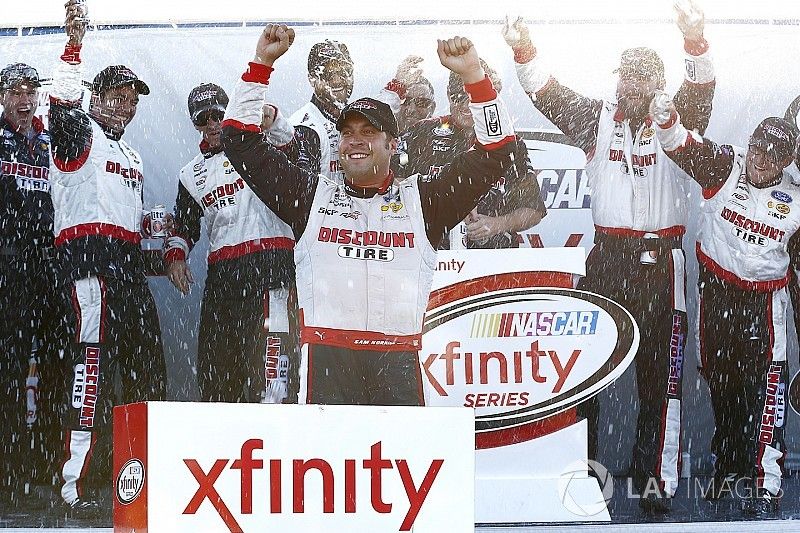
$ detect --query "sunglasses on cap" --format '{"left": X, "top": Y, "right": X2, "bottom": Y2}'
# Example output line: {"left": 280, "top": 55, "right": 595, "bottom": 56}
{"left": 194, "top": 109, "right": 225, "bottom": 127}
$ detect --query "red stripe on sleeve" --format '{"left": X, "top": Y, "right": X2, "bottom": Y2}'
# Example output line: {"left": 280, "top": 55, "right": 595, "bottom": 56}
{"left": 242, "top": 62, "right": 273, "bottom": 84}
{"left": 464, "top": 76, "right": 497, "bottom": 104}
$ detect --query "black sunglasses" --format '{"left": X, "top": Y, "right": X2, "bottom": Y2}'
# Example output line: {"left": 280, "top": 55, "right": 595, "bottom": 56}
{"left": 194, "top": 109, "right": 225, "bottom": 127}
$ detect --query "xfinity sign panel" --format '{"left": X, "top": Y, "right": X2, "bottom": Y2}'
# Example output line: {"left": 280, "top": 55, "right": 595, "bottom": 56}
{"left": 113, "top": 402, "right": 474, "bottom": 532}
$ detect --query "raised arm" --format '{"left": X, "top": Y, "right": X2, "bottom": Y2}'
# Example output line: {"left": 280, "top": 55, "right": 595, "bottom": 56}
{"left": 419, "top": 36, "right": 516, "bottom": 246}
{"left": 502, "top": 16, "right": 602, "bottom": 154}
{"left": 49, "top": 0, "right": 93, "bottom": 172}
{"left": 650, "top": 91, "right": 733, "bottom": 196}
{"left": 672, "top": 0, "right": 715, "bottom": 134}
{"left": 221, "top": 24, "right": 319, "bottom": 239}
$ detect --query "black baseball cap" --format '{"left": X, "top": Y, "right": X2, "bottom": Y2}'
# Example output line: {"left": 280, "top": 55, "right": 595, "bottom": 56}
{"left": 336, "top": 97, "right": 398, "bottom": 138}
{"left": 188, "top": 83, "right": 228, "bottom": 123}
{"left": 614, "top": 47, "right": 665, "bottom": 80}
{"left": 749, "top": 117, "right": 797, "bottom": 163}
{"left": 0, "top": 63, "right": 41, "bottom": 90}
{"left": 308, "top": 40, "right": 353, "bottom": 75}
{"left": 92, "top": 65, "right": 150, "bottom": 95}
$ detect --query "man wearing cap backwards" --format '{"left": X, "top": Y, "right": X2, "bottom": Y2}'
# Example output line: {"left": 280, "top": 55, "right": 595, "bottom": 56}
{"left": 164, "top": 82, "right": 298, "bottom": 404}
{"left": 0, "top": 61, "right": 59, "bottom": 508}
{"left": 223, "top": 24, "right": 515, "bottom": 405}
{"left": 397, "top": 61, "right": 546, "bottom": 249}
{"left": 502, "top": 0, "right": 714, "bottom": 512}
{"left": 49, "top": 1, "right": 167, "bottom": 516}
{"left": 651, "top": 92, "right": 800, "bottom": 515}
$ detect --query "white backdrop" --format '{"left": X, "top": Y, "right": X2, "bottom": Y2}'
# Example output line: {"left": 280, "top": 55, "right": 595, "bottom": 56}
{"left": 2, "top": 17, "right": 800, "bottom": 476}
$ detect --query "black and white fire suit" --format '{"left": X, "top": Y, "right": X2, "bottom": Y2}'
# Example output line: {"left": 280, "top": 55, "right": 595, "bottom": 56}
{"left": 656, "top": 122, "right": 800, "bottom": 498}
{"left": 396, "top": 116, "right": 546, "bottom": 249}
{"left": 48, "top": 45, "right": 166, "bottom": 505}
{"left": 511, "top": 38, "right": 715, "bottom": 496}
{"left": 222, "top": 63, "right": 515, "bottom": 405}
{"left": 165, "top": 131, "right": 296, "bottom": 403}
{"left": 0, "top": 113, "right": 63, "bottom": 491}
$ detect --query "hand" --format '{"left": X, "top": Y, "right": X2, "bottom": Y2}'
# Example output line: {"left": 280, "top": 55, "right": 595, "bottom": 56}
{"left": 261, "top": 104, "right": 277, "bottom": 130}
{"left": 649, "top": 90, "right": 677, "bottom": 126}
{"left": 437, "top": 37, "right": 484, "bottom": 85}
{"left": 465, "top": 211, "right": 503, "bottom": 242}
{"left": 393, "top": 55, "right": 424, "bottom": 87}
{"left": 254, "top": 24, "right": 295, "bottom": 66}
{"left": 502, "top": 16, "right": 534, "bottom": 51}
{"left": 166, "top": 259, "right": 194, "bottom": 295}
{"left": 64, "top": 0, "right": 89, "bottom": 46}
{"left": 674, "top": 0, "right": 704, "bottom": 41}
{"left": 162, "top": 213, "right": 175, "bottom": 237}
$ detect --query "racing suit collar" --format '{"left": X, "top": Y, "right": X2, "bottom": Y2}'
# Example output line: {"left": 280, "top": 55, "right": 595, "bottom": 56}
{"left": 311, "top": 94, "right": 340, "bottom": 123}
{"left": 199, "top": 139, "right": 223, "bottom": 158}
{"left": 344, "top": 171, "right": 394, "bottom": 198}
{"left": 0, "top": 114, "right": 44, "bottom": 137}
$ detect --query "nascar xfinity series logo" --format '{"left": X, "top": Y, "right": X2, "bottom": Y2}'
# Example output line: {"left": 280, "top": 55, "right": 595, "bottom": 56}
{"left": 421, "top": 287, "right": 638, "bottom": 447}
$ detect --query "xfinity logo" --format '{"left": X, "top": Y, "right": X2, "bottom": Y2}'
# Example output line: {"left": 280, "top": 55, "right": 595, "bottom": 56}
{"left": 182, "top": 439, "right": 443, "bottom": 532}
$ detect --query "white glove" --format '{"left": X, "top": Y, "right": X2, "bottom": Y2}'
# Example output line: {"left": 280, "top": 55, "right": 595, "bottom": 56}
{"left": 675, "top": 0, "right": 704, "bottom": 41}
{"left": 649, "top": 90, "right": 676, "bottom": 126}
{"left": 502, "top": 16, "right": 533, "bottom": 51}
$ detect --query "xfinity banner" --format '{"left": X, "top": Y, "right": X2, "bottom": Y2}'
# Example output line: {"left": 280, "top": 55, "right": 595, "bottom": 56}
{"left": 113, "top": 402, "right": 474, "bottom": 532}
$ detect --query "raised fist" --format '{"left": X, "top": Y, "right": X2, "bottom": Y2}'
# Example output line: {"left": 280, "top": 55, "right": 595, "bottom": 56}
{"left": 64, "top": 0, "right": 89, "bottom": 46}
{"left": 254, "top": 24, "right": 296, "bottom": 66}
{"left": 437, "top": 37, "right": 484, "bottom": 85}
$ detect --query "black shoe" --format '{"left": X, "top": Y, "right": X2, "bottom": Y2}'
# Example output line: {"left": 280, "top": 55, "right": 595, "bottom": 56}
{"left": 639, "top": 492, "right": 671, "bottom": 514}
{"left": 703, "top": 472, "right": 739, "bottom": 501}
{"left": 741, "top": 489, "right": 780, "bottom": 517}
{"left": 67, "top": 497, "right": 103, "bottom": 519}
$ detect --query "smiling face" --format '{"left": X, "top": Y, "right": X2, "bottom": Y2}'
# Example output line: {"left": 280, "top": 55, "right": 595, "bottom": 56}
{"left": 89, "top": 84, "right": 139, "bottom": 137}
{"left": 310, "top": 58, "right": 354, "bottom": 111}
{"left": 338, "top": 114, "right": 396, "bottom": 186}
{"left": 0, "top": 82, "right": 39, "bottom": 133}
{"left": 746, "top": 143, "right": 790, "bottom": 185}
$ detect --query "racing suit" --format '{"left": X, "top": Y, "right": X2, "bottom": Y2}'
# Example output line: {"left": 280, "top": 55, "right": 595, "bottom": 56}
{"left": 165, "top": 127, "right": 297, "bottom": 403}
{"left": 49, "top": 44, "right": 166, "bottom": 505}
{"left": 396, "top": 116, "right": 546, "bottom": 249}
{"left": 656, "top": 122, "right": 800, "bottom": 498}
{"left": 511, "top": 38, "right": 715, "bottom": 496}
{"left": 0, "top": 113, "right": 60, "bottom": 493}
{"left": 290, "top": 96, "right": 344, "bottom": 181}
{"left": 222, "top": 63, "right": 515, "bottom": 405}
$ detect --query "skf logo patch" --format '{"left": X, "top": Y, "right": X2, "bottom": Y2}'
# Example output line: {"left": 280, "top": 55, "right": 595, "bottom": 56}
{"left": 483, "top": 104, "right": 501, "bottom": 137}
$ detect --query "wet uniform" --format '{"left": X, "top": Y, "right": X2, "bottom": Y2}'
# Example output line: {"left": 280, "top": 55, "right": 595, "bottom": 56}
{"left": 49, "top": 45, "right": 166, "bottom": 505}
{"left": 222, "top": 63, "right": 515, "bottom": 405}
{"left": 166, "top": 132, "right": 296, "bottom": 403}
{"left": 658, "top": 130, "right": 800, "bottom": 498}
{"left": 511, "top": 38, "right": 715, "bottom": 495}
